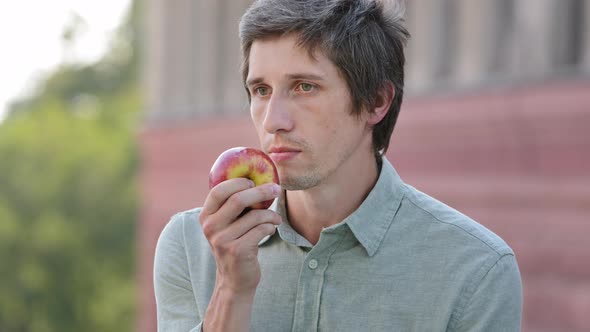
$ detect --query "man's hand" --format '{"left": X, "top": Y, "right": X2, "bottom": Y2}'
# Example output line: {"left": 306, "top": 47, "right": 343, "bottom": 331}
{"left": 199, "top": 178, "right": 281, "bottom": 331}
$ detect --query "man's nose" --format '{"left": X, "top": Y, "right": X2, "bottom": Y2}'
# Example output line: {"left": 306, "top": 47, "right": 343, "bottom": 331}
{"left": 263, "top": 93, "right": 294, "bottom": 134}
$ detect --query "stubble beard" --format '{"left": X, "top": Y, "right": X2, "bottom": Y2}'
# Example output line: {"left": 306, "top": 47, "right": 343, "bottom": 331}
{"left": 279, "top": 165, "right": 323, "bottom": 191}
{"left": 278, "top": 142, "right": 358, "bottom": 191}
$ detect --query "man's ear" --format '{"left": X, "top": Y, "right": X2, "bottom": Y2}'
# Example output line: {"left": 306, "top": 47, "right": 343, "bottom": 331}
{"left": 367, "top": 81, "right": 395, "bottom": 126}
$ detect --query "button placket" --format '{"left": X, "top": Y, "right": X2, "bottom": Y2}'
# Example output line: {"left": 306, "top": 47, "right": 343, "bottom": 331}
{"left": 292, "top": 230, "right": 348, "bottom": 332}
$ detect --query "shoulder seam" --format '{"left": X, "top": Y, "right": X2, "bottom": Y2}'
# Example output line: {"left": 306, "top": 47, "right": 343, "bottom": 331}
{"left": 449, "top": 253, "right": 516, "bottom": 329}
{"left": 403, "top": 191, "right": 510, "bottom": 256}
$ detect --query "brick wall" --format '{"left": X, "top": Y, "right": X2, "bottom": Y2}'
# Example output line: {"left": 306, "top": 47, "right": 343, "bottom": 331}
{"left": 138, "top": 80, "right": 590, "bottom": 331}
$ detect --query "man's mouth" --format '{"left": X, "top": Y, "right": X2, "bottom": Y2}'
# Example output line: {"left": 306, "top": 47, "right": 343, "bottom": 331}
{"left": 268, "top": 146, "right": 301, "bottom": 162}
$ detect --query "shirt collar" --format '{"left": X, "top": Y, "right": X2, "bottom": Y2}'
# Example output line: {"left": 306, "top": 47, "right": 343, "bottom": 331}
{"left": 260, "top": 191, "right": 315, "bottom": 248}
{"left": 269, "top": 190, "right": 315, "bottom": 248}
{"left": 262, "top": 157, "right": 406, "bottom": 256}
{"left": 339, "top": 157, "right": 405, "bottom": 256}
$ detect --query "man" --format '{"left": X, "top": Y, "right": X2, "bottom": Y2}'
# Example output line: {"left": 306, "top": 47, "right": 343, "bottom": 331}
{"left": 154, "top": 0, "right": 523, "bottom": 331}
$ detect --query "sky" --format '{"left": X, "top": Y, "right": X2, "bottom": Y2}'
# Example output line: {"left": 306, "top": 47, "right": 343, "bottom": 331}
{"left": 0, "top": 0, "right": 132, "bottom": 121}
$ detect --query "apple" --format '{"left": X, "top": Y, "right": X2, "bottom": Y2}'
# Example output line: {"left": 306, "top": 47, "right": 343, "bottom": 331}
{"left": 209, "top": 147, "right": 280, "bottom": 209}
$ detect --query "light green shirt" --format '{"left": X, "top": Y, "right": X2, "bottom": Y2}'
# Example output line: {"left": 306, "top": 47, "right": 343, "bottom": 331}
{"left": 154, "top": 158, "right": 522, "bottom": 331}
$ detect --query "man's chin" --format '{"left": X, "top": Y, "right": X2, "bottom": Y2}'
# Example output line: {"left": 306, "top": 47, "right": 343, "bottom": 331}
{"left": 279, "top": 174, "right": 321, "bottom": 191}
{"left": 276, "top": 175, "right": 300, "bottom": 191}
{"left": 281, "top": 183, "right": 305, "bottom": 191}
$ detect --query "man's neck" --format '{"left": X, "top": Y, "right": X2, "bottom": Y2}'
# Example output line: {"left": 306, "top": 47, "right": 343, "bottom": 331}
{"left": 285, "top": 151, "right": 381, "bottom": 245}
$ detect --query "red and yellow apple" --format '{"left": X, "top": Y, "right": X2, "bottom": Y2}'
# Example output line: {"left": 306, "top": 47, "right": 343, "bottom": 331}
{"left": 209, "top": 147, "right": 280, "bottom": 209}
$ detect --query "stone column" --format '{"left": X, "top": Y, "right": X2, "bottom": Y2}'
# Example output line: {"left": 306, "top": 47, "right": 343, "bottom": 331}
{"left": 511, "top": 0, "right": 557, "bottom": 76}
{"left": 452, "top": 0, "right": 498, "bottom": 85}
{"left": 406, "top": 0, "right": 449, "bottom": 92}
{"left": 549, "top": 0, "right": 579, "bottom": 68}
{"left": 193, "top": 0, "right": 222, "bottom": 116}
{"left": 582, "top": 0, "right": 590, "bottom": 71}
{"left": 144, "top": 0, "right": 201, "bottom": 122}
{"left": 173, "top": 0, "right": 199, "bottom": 118}
{"left": 218, "top": 0, "right": 253, "bottom": 115}
{"left": 144, "top": 0, "right": 165, "bottom": 121}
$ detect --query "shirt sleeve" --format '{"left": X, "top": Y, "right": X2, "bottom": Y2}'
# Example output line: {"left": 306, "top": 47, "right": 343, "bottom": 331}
{"left": 451, "top": 254, "right": 523, "bottom": 331}
{"left": 154, "top": 213, "right": 203, "bottom": 332}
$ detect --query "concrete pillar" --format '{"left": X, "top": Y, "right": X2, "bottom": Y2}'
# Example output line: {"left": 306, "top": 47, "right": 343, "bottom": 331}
{"left": 145, "top": 0, "right": 255, "bottom": 122}
{"left": 193, "top": 0, "right": 254, "bottom": 116}
{"left": 511, "top": 0, "right": 554, "bottom": 76}
{"left": 453, "top": 0, "right": 497, "bottom": 84}
{"left": 218, "top": 0, "right": 253, "bottom": 115}
{"left": 144, "top": 0, "right": 200, "bottom": 122}
{"left": 406, "top": 0, "right": 452, "bottom": 92}
{"left": 487, "top": 0, "right": 516, "bottom": 75}
{"left": 172, "top": 0, "right": 198, "bottom": 118}
{"left": 193, "top": 0, "right": 222, "bottom": 116}
{"left": 510, "top": 0, "right": 579, "bottom": 76}
{"left": 144, "top": 0, "right": 164, "bottom": 121}
{"left": 582, "top": 0, "right": 590, "bottom": 71}
{"left": 550, "top": 0, "right": 579, "bottom": 67}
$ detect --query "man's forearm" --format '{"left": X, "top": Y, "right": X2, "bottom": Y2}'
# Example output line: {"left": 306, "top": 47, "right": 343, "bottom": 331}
{"left": 203, "top": 286, "right": 256, "bottom": 332}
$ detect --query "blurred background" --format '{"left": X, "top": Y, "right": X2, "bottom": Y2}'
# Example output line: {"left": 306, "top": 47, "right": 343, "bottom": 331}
{"left": 0, "top": 0, "right": 588, "bottom": 331}
{"left": 0, "top": 0, "right": 139, "bottom": 331}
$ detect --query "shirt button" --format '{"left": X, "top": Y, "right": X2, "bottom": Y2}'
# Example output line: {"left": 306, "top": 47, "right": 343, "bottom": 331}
{"left": 308, "top": 259, "right": 318, "bottom": 270}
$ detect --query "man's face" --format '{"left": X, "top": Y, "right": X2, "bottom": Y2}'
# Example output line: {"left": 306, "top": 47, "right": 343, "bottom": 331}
{"left": 247, "top": 34, "right": 372, "bottom": 190}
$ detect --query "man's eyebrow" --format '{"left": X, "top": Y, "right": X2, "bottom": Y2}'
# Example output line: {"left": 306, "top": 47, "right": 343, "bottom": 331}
{"left": 246, "top": 73, "right": 325, "bottom": 87}
{"left": 286, "top": 73, "right": 325, "bottom": 81}
{"left": 246, "top": 77, "right": 264, "bottom": 87}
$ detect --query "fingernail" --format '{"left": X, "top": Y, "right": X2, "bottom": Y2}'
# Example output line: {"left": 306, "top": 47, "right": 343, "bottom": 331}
{"left": 248, "top": 180, "right": 255, "bottom": 188}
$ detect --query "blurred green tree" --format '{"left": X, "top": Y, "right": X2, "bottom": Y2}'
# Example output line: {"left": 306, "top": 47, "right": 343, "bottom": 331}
{"left": 0, "top": 1, "right": 141, "bottom": 331}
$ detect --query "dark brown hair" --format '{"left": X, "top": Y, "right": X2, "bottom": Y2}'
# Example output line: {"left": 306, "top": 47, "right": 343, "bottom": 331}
{"left": 239, "top": 0, "right": 410, "bottom": 156}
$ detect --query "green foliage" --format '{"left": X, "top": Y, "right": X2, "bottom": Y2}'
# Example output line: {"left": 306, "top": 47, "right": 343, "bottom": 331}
{"left": 0, "top": 1, "right": 141, "bottom": 331}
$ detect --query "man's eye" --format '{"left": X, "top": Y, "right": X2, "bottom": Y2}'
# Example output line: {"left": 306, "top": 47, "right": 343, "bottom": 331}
{"left": 255, "top": 86, "right": 270, "bottom": 96}
{"left": 298, "top": 83, "right": 314, "bottom": 92}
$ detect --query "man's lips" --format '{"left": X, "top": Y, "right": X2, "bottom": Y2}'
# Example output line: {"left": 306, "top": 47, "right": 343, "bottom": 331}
{"left": 269, "top": 147, "right": 300, "bottom": 153}
{"left": 268, "top": 147, "right": 301, "bottom": 162}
